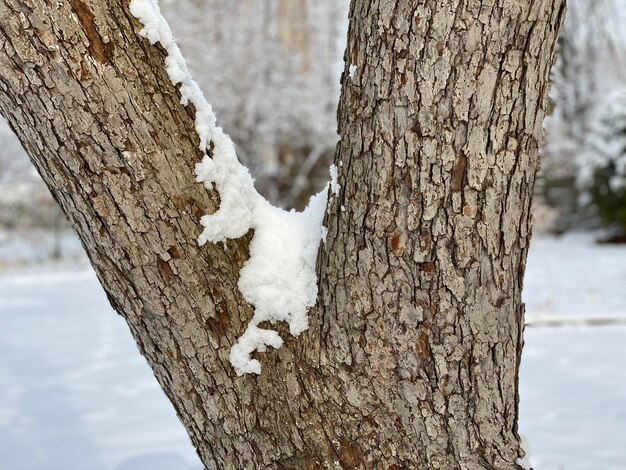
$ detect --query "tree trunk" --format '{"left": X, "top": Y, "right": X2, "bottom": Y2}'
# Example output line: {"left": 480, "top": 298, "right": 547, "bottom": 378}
{"left": 0, "top": 0, "right": 565, "bottom": 469}
{"left": 306, "top": 1, "right": 566, "bottom": 468}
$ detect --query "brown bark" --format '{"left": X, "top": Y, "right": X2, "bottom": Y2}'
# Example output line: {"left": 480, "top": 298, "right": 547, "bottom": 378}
{"left": 0, "top": 0, "right": 565, "bottom": 469}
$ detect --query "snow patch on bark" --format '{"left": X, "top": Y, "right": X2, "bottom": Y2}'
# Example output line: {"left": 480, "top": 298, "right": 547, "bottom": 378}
{"left": 329, "top": 164, "right": 340, "bottom": 196}
{"left": 348, "top": 64, "right": 357, "bottom": 80}
{"left": 130, "top": 0, "right": 329, "bottom": 376}
{"left": 516, "top": 435, "right": 532, "bottom": 470}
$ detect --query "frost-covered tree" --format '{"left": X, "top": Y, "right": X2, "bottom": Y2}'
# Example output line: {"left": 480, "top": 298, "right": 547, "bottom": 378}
{"left": 543, "top": 0, "right": 621, "bottom": 177}
{"left": 0, "top": 0, "right": 565, "bottom": 468}
{"left": 540, "top": 0, "right": 624, "bottom": 226}
{"left": 578, "top": 90, "right": 626, "bottom": 234}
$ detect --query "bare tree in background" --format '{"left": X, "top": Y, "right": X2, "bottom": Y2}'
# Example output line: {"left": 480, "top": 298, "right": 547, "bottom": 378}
{"left": 541, "top": 0, "right": 624, "bottom": 226}
{"left": 0, "top": 0, "right": 565, "bottom": 468}
{"left": 162, "top": 0, "right": 346, "bottom": 209}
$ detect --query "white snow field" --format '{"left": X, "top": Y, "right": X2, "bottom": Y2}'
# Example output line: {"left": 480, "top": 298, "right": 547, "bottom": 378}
{"left": 0, "top": 232, "right": 624, "bottom": 469}
{"left": 0, "top": 266, "right": 200, "bottom": 470}
{"left": 523, "top": 233, "right": 626, "bottom": 322}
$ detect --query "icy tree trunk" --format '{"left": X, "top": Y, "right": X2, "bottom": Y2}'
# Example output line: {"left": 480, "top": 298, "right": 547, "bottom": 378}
{"left": 0, "top": 0, "right": 564, "bottom": 469}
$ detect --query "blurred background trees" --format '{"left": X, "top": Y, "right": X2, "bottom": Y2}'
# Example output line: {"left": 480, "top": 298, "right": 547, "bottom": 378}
{"left": 159, "top": 0, "right": 347, "bottom": 209}
{"left": 577, "top": 90, "right": 626, "bottom": 238}
{"left": 540, "top": 0, "right": 626, "bottom": 237}
{"left": 0, "top": 116, "right": 69, "bottom": 263}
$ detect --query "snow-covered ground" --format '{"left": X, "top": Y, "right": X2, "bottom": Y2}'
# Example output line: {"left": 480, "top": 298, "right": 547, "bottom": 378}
{"left": 0, "top": 266, "right": 200, "bottom": 470}
{"left": 523, "top": 232, "right": 626, "bottom": 321}
{"left": 0, "top": 232, "right": 624, "bottom": 469}
{"left": 520, "top": 326, "right": 626, "bottom": 470}
{"left": 519, "top": 232, "right": 626, "bottom": 469}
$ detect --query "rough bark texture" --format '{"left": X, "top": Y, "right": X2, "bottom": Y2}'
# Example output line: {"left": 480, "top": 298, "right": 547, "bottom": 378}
{"left": 0, "top": 0, "right": 564, "bottom": 469}
{"left": 308, "top": 1, "right": 566, "bottom": 468}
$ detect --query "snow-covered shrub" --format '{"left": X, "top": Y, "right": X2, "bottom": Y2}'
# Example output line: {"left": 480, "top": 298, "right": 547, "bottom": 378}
{"left": 578, "top": 91, "right": 626, "bottom": 233}
{"left": 539, "top": 0, "right": 625, "bottom": 232}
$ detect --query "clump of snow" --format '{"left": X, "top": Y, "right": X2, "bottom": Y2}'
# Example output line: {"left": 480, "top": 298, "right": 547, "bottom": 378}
{"left": 329, "top": 164, "right": 340, "bottom": 196}
{"left": 348, "top": 64, "right": 357, "bottom": 80}
{"left": 231, "top": 190, "right": 327, "bottom": 375}
{"left": 515, "top": 435, "right": 532, "bottom": 470}
{"left": 130, "top": 0, "right": 331, "bottom": 376}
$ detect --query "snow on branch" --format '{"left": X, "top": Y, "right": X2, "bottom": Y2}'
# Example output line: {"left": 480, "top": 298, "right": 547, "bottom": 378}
{"left": 129, "top": 0, "right": 330, "bottom": 375}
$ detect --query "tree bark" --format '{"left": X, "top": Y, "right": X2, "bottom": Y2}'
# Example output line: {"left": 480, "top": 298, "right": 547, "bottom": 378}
{"left": 307, "top": 1, "right": 566, "bottom": 468}
{"left": 0, "top": 0, "right": 565, "bottom": 469}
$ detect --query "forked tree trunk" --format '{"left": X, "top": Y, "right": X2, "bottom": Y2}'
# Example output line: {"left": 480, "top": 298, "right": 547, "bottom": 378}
{"left": 0, "top": 0, "right": 564, "bottom": 469}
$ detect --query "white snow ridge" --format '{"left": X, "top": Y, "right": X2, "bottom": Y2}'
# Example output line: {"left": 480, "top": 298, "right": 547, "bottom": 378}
{"left": 130, "top": 0, "right": 330, "bottom": 375}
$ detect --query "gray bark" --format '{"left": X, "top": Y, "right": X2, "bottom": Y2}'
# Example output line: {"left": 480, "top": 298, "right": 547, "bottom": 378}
{"left": 0, "top": 0, "right": 565, "bottom": 469}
